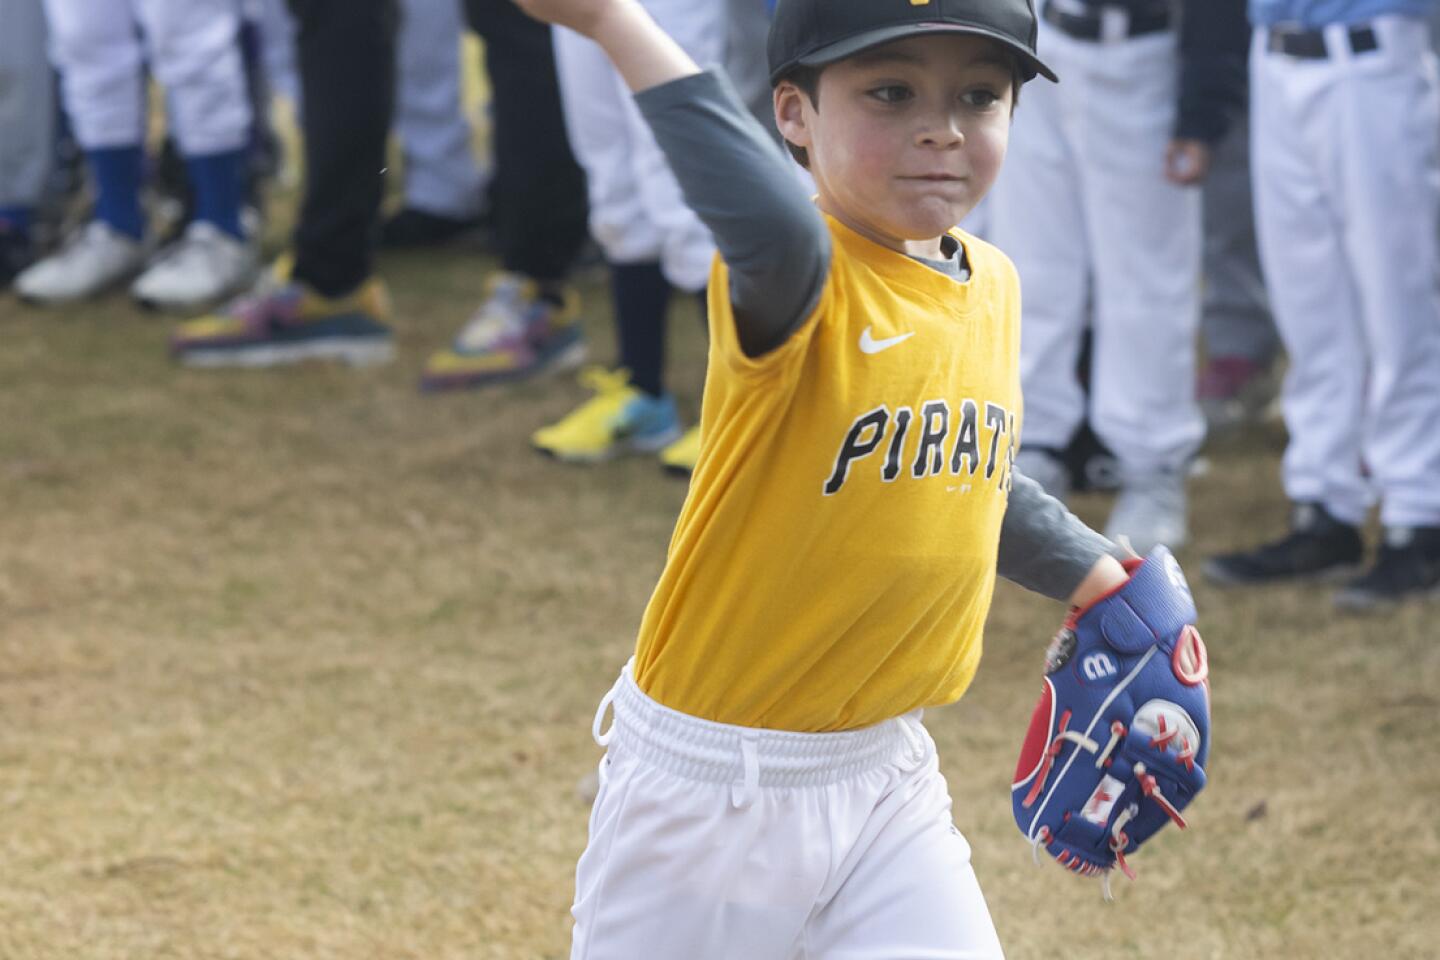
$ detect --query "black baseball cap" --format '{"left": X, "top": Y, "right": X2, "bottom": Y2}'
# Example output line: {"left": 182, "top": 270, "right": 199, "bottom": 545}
{"left": 768, "top": 0, "right": 1058, "bottom": 85}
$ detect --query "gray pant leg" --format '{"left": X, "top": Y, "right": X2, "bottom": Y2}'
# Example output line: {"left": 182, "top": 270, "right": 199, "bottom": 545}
{"left": 0, "top": 0, "right": 55, "bottom": 209}
{"left": 1200, "top": 114, "right": 1278, "bottom": 365}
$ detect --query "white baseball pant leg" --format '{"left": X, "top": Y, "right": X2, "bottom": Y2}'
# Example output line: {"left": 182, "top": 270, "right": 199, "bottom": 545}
{"left": 395, "top": 0, "right": 488, "bottom": 219}
{"left": 250, "top": 0, "right": 299, "bottom": 106}
{"left": 553, "top": 0, "right": 720, "bottom": 292}
{"left": 990, "top": 21, "right": 1205, "bottom": 474}
{"left": 136, "top": 0, "right": 252, "bottom": 156}
{"left": 572, "top": 664, "right": 1004, "bottom": 960}
{"left": 42, "top": 0, "right": 146, "bottom": 150}
{"left": 1251, "top": 17, "right": 1440, "bottom": 527}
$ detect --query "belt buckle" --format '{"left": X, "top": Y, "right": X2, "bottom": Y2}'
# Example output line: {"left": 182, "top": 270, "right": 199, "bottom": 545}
{"left": 1269, "top": 20, "right": 1303, "bottom": 57}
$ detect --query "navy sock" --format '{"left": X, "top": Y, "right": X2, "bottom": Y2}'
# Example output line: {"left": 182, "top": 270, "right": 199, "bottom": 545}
{"left": 185, "top": 147, "right": 247, "bottom": 238}
{"left": 613, "top": 261, "right": 671, "bottom": 397}
{"left": 87, "top": 145, "right": 145, "bottom": 239}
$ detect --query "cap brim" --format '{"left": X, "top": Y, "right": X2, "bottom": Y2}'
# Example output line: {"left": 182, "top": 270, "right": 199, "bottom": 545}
{"left": 792, "top": 23, "right": 1058, "bottom": 84}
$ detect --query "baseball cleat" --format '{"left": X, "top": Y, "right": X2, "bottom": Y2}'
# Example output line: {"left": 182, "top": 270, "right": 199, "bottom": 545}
{"left": 1104, "top": 470, "right": 1188, "bottom": 554}
{"left": 170, "top": 266, "right": 394, "bottom": 368}
{"left": 532, "top": 368, "right": 681, "bottom": 463}
{"left": 14, "top": 221, "right": 146, "bottom": 304}
{"left": 1204, "top": 502, "right": 1364, "bottom": 587}
{"left": 659, "top": 425, "right": 701, "bottom": 477}
{"left": 133, "top": 220, "right": 259, "bottom": 311}
{"left": 1333, "top": 525, "right": 1440, "bottom": 613}
{"left": 420, "top": 272, "right": 584, "bottom": 391}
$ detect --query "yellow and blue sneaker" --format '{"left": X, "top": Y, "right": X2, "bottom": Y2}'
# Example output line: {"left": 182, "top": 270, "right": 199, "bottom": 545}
{"left": 532, "top": 368, "right": 682, "bottom": 463}
{"left": 170, "top": 260, "right": 393, "bottom": 367}
{"left": 658, "top": 425, "right": 701, "bottom": 477}
{"left": 421, "top": 271, "right": 584, "bottom": 391}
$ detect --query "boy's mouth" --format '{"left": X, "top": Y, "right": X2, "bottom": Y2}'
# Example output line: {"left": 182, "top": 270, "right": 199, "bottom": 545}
{"left": 902, "top": 173, "right": 966, "bottom": 181}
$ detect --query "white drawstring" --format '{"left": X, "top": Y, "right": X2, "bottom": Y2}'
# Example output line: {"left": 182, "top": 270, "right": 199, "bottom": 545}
{"left": 591, "top": 679, "right": 620, "bottom": 747}
{"left": 731, "top": 733, "right": 760, "bottom": 809}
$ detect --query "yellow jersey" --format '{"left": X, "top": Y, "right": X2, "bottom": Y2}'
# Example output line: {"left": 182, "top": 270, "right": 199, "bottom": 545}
{"left": 634, "top": 214, "right": 1023, "bottom": 732}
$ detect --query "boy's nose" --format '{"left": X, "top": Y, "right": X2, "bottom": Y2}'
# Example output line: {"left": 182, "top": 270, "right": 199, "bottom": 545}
{"left": 917, "top": 117, "right": 965, "bottom": 148}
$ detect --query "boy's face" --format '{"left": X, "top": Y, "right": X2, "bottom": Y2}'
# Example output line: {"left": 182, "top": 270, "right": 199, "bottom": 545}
{"left": 777, "top": 34, "right": 1015, "bottom": 254}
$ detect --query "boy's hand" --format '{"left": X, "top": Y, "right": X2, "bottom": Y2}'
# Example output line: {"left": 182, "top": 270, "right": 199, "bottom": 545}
{"left": 1164, "top": 139, "right": 1211, "bottom": 186}
{"left": 511, "top": 0, "right": 698, "bottom": 93}
{"left": 511, "top": 0, "right": 629, "bottom": 38}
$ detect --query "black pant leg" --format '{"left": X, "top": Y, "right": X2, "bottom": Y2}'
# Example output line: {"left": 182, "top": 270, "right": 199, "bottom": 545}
{"left": 287, "top": 0, "right": 397, "bottom": 297}
{"left": 465, "top": 0, "right": 587, "bottom": 284}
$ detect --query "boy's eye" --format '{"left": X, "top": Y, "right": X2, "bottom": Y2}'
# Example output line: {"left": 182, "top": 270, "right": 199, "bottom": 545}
{"left": 868, "top": 85, "right": 913, "bottom": 104}
{"left": 963, "top": 88, "right": 1002, "bottom": 109}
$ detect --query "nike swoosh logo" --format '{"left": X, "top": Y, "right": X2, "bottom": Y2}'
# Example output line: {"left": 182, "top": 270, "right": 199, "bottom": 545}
{"left": 859, "top": 326, "right": 915, "bottom": 355}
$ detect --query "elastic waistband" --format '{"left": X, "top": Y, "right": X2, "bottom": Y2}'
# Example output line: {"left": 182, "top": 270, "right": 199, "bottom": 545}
{"left": 593, "top": 661, "right": 929, "bottom": 791}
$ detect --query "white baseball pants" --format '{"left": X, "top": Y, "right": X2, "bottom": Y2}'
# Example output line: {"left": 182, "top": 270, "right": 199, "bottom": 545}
{"left": 571, "top": 663, "right": 1004, "bottom": 960}
{"left": 987, "top": 20, "right": 1205, "bottom": 475}
{"left": 249, "top": 0, "right": 299, "bottom": 106}
{"left": 42, "top": 0, "right": 251, "bottom": 155}
{"left": 552, "top": 0, "right": 721, "bottom": 292}
{"left": 395, "top": 0, "right": 489, "bottom": 219}
{"left": 1250, "top": 16, "right": 1440, "bottom": 527}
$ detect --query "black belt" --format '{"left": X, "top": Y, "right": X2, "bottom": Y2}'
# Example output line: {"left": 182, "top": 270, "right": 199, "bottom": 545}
{"left": 1267, "top": 24, "right": 1379, "bottom": 59}
{"left": 1042, "top": 2, "right": 1173, "bottom": 41}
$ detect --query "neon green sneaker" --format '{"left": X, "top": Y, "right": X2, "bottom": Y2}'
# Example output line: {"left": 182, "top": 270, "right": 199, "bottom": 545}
{"left": 532, "top": 368, "right": 682, "bottom": 463}
{"left": 658, "top": 425, "right": 701, "bottom": 477}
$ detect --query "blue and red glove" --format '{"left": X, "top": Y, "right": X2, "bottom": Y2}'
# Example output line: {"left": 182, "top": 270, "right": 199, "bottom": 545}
{"left": 1012, "top": 546, "right": 1211, "bottom": 898}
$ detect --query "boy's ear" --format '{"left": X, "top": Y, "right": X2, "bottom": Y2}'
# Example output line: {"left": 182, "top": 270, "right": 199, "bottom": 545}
{"left": 774, "top": 82, "right": 812, "bottom": 152}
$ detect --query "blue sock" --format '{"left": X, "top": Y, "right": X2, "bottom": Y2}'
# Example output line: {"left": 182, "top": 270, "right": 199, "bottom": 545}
{"left": 0, "top": 206, "right": 31, "bottom": 236}
{"left": 86, "top": 145, "right": 146, "bottom": 239}
{"left": 185, "top": 148, "right": 246, "bottom": 239}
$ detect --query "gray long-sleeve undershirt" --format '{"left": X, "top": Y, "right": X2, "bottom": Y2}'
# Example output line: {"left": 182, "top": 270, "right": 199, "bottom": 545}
{"left": 635, "top": 70, "right": 1123, "bottom": 602}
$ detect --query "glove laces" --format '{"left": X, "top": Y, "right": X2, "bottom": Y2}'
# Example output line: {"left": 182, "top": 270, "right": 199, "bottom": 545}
{"left": 1020, "top": 710, "right": 1101, "bottom": 808}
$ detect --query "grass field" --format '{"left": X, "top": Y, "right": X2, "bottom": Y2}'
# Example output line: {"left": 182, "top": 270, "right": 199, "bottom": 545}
{"left": 0, "top": 234, "right": 1436, "bottom": 960}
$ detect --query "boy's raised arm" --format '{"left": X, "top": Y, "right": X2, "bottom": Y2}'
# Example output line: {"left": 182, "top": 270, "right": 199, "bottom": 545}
{"left": 513, "top": 0, "right": 831, "bottom": 358}
{"left": 516, "top": 0, "right": 701, "bottom": 92}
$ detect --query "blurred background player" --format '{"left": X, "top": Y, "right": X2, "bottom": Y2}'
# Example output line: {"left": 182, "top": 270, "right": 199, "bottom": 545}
{"left": 528, "top": 0, "right": 727, "bottom": 471}
{"left": 1207, "top": 0, "right": 1440, "bottom": 610}
{"left": 1196, "top": 82, "right": 1279, "bottom": 432}
{"left": 170, "top": 0, "right": 398, "bottom": 366}
{"left": 0, "top": 0, "right": 54, "bottom": 288}
{"left": 382, "top": 0, "right": 493, "bottom": 249}
{"left": 16, "top": 0, "right": 258, "bottom": 310}
{"left": 987, "top": 0, "right": 1250, "bottom": 552}
{"left": 416, "top": 0, "right": 589, "bottom": 391}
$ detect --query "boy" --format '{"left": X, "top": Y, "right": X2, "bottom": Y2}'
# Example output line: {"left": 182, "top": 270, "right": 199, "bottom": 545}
{"left": 512, "top": 0, "right": 1199, "bottom": 955}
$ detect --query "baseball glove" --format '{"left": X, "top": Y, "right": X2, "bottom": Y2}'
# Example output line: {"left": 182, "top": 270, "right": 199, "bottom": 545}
{"left": 1011, "top": 545, "right": 1210, "bottom": 899}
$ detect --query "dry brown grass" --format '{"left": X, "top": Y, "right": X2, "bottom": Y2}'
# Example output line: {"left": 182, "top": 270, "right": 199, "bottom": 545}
{"left": 0, "top": 243, "right": 1436, "bottom": 960}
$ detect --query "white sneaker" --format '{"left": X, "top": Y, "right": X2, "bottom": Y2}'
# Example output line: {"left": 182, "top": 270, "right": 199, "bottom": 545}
{"left": 1014, "top": 447, "right": 1071, "bottom": 500}
{"left": 132, "top": 221, "right": 259, "bottom": 311}
{"left": 1104, "top": 470, "right": 1188, "bottom": 554}
{"left": 14, "top": 221, "right": 146, "bottom": 304}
